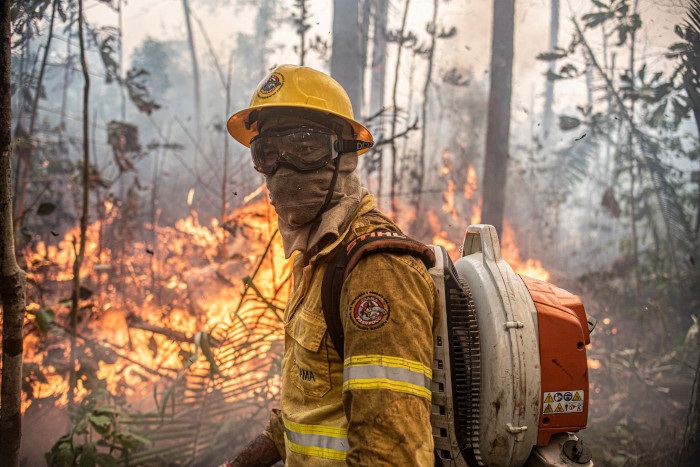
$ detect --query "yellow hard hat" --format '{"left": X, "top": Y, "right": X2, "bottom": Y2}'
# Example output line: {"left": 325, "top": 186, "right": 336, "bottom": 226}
{"left": 227, "top": 64, "right": 373, "bottom": 155}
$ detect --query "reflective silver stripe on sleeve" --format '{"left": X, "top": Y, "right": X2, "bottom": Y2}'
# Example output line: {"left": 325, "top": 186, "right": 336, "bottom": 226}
{"left": 343, "top": 364, "right": 432, "bottom": 390}
{"left": 283, "top": 425, "right": 349, "bottom": 453}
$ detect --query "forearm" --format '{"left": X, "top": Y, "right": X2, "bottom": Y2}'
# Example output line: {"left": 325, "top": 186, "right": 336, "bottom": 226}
{"left": 220, "top": 433, "right": 282, "bottom": 467}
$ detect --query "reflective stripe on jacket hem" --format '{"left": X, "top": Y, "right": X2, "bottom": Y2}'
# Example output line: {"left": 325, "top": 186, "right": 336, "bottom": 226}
{"left": 283, "top": 418, "right": 348, "bottom": 461}
{"left": 343, "top": 355, "right": 432, "bottom": 400}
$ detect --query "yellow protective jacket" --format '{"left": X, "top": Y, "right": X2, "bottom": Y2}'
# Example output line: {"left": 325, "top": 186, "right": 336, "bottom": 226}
{"left": 264, "top": 194, "right": 441, "bottom": 466}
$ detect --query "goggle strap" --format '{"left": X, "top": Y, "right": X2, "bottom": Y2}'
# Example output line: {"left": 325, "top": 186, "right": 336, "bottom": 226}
{"left": 312, "top": 155, "right": 342, "bottom": 223}
{"left": 339, "top": 139, "right": 373, "bottom": 154}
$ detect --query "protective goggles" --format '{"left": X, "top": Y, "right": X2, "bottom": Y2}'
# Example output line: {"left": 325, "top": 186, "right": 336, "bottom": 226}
{"left": 250, "top": 127, "right": 373, "bottom": 175}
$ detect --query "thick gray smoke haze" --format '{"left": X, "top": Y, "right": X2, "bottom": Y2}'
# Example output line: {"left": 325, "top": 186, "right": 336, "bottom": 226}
{"left": 8, "top": 0, "right": 699, "bottom": 465}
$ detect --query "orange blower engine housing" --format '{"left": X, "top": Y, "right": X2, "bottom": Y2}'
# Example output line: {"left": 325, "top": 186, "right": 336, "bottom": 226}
{"left": 521, "top": 276, "right": 590, "bottom": 446}
{"left": 430, "top": 225, "right": 594, "bottom": 467}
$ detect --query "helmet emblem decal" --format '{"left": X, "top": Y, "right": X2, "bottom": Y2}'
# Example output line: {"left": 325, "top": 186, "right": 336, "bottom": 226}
{"left": 349, "top": 292, "right": 390, "bottom": 330}
{"left": 257, "top": 72, "right": 285, "bottom": 98}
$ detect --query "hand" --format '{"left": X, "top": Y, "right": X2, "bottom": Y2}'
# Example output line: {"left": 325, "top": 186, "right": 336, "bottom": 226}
{"left": 219, "top": 433, "right": 282, "bottom": 467}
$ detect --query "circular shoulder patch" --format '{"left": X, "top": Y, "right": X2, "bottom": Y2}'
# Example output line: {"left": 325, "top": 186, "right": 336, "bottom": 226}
{"left": 349, "top": 292, "right": 390, "bottom": 330}
{"left": 257, "top": 72, "right": 285, "bottom": 98}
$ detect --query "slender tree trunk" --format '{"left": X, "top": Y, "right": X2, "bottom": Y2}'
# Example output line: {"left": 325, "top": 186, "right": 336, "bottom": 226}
{"left": 360, "top": 0, "right": 371, "bottom": 104}
{"left": 390, "top": 0, "right": 411, "bottom": 215}
{"left": 331, "top": 0, "right": 363, "bottom": 116}
{"left": 628, "top": 0, "right": 641, "bottom": 306}
{"left": 481, "top": 0, "right": 515, "bottom": 236}
{"left": 1, "top": 0, "right": 27, "bottom": 464}
{"left": 221, "top": 53, "right": 234, "bottom": 262}
{"left": 69, "top": 0, "right": 91, "bottom": 407}
{"left": 681, "top": 59, "right": 700, "bottom": 236}
{"left": 11, "top": 29, "right": 28, "bottom": 222}
{"left": 299, "top": 0, "right": 307, "bottom": 66}
{"left": 542, "top": 0, "right": 559, "bottom": 139}
{"left": 182, "top": 0, "right": 201, "bottom": 140}
{"left": 59, "top": 15, "right": 74, "bottom": 145}
{"left": 29, "top": 0, "right": 57, "bottom": 135}
{"left": 12, "top": 0, "right": 58, "bottom": 228}
{"left": 369, "top": 0, "right": 388, "bottom": 189}
{"left": 118, "top": 0, "right": 126, "bottom": 121}
{"left": 414, "top": 0, "right": 439, "bottom": 220}
{"left": 679, "top": 348, "right": 700, "bottom": 466}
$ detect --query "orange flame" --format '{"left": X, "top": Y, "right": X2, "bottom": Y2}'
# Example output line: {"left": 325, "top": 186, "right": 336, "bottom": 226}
{"left": 22, "top": 197, "right": 289, "bottom": 411}
{"left": 587, "top": 359, "right": 601, "bottom": 369}
{"left": 442, "top": 180, "right": 457, "bottom": 220}
{"left": 464, "top": 165, "right": 477, "bottom": 199}
{"left": 440, "top": 150, "right": 451, "bottom": 177}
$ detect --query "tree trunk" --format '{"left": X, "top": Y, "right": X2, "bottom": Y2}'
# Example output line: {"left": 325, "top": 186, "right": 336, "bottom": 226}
{"left": 679, "top": 348, "right": 700, "bottom": 466}
{"left": 542, "top": 0, "right": 559, "bottom": 139}
{"left": 481, "top": 0, "right": 515, "bottom": 236}
{"left": 68, "top": 0, "right": 91, "bottom": 407}
{"left": 298, "top": 0, "right": 308, "bottom": 66}
{"left": 628, "top": 0, "right": 642, "bottom": 306}
{"left": 390, "top": 0, "right": 411, "bottom": 215}
{"left": 182, "top": 0, "right": 201, "bottom": 140}
{"left": 414, "top": 0, "right": 439, "bottom": 220}
{"left": 13, "top": 0, "right": 58, "bottom": 228}
{"left": 331, "top": 0, "right": 363, "bottom": 117}
{"left": 0, "top": 0, "right": 28, "bottom": 464}
{"left": 369, "top": 0, "right": 388, "bottom": 188}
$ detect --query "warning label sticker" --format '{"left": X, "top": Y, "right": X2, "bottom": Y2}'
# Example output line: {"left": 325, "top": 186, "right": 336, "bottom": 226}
{"left": 542, "top": 390, "right": 584, "bottom": 414}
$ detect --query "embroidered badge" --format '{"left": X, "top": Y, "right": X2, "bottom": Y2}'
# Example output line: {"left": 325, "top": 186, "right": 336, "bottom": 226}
{"left": 350, "top": 292, "right": 390, "bottom": 330}
{"left": 257, "top": 72, "right": 284, "bottom": 98}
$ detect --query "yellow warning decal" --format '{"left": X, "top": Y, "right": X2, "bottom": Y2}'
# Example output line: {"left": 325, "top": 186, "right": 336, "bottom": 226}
{"left": 543, "top": 404, "right": 553, "bottom": 413}
{"left": 542, "top": 390, "right": 585, "bottom": 414}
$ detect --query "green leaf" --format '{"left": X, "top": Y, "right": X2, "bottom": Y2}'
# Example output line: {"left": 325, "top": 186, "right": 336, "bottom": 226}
{"left": 15, "top": 225, "right": 32, "bottom": 246}
{"left": 638, "top": 63, "right": 647, "bottom": 82}
{"left": 87, "top": 413, "right": 112, "bottom": 435}
{"left": 675, "top": 24, "right": 684, "bottom": 39}
{"left": 95, "top": 453, "right": 118, "bottom": 467}
{"left": 582, "top": 11, "right": 610, "bottom": 28}
{"left": 672, "top": 97, "right": 690, "bottom": 126}
{"left": 536, "top": 51, "right": 568, "bottom": 61}
{"left": 592, "top": 0, "right": 609, "bottom": 9}
{"left": 148, "top": 334, "right": 158, "bottom": 359}
{"left": 94, "top": 406, "right": 120, "bottom": 415}
{"left": 178, "top": 349, "right": 194, "bottom": 366}
{"left": 79, "top": 286, "right": 93, "bottom": 300}
{"left": 545, "top": 70, "right": 565, "bottom": 81}
{"left": 30, "top": 307, "right": 55, "bottom": 335}
{"left": 559, "top": 115, "right": 582, "bottom": 130}
{"left": 37, "top": 202, "right": 56, "bottom": 216}
{"left": 54, "top": 441, "right": 77, "bottom": 467}
{"left": 617, "top": 24, "right": 629, "bottom": 45}
{"left": 115, "top": 431, "right": 152, "bottom": 450}
{"left": 648, "top": 100, "right": 667, "bottom": 127}
{"left": 78, "top": 442, "right": 97, "bottom": 467}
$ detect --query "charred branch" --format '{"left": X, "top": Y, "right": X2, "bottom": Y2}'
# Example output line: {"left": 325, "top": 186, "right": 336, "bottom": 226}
{"left": 126, "top": 315, "right": 221, "bottom": 348}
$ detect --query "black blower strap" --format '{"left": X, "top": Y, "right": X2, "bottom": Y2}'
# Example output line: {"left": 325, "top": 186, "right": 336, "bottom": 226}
{"left": 321, "top": 230, "right": 436, "bottom": 361}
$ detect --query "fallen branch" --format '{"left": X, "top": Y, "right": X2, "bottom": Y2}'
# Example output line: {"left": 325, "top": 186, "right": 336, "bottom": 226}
{"left": 127, "top": 314, "right": 221, "bottom": 348}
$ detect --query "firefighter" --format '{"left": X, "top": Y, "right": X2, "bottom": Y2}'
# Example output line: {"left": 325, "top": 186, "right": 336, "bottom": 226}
{"left": 220, "top": 64, "right": 440, "bottom": 466}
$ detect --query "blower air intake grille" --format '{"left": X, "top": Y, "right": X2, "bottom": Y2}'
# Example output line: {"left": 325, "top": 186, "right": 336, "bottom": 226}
{"left": 436, "top": 248, "right": 482, "bottom": 466}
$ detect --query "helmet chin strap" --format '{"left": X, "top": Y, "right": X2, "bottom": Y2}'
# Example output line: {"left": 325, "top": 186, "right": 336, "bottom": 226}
{"left": 311, "top": 154, "right": 342, "bottom": 223}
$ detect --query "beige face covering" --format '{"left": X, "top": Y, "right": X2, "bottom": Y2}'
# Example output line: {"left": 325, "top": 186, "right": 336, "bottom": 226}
{"left": 256, "top": 110, "right": 367, "bottom": 258}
